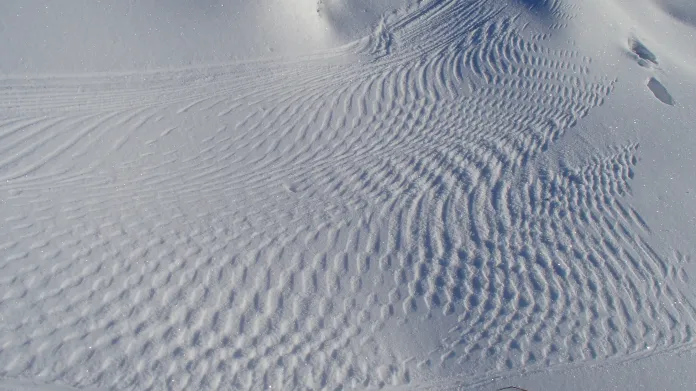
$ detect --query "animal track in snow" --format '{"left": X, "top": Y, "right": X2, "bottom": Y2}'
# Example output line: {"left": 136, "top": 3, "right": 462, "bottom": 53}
{"left": 628, "top": 36, "right": 658, "bottom": 67}
{"left": 625, "top": 37, "right": 675, "bottom": 106}
{"left": 647, "top": 77, "right": 675, "bottom": 105}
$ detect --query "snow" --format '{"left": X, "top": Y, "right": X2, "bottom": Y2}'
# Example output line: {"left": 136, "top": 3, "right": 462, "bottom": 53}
{"left": 1, "top": 0, "right": 695, "bottom": 390}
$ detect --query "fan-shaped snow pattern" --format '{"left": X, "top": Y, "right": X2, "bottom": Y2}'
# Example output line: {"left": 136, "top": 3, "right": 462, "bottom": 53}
{"left": 0, "top": 0, "right": 694, "bottom": 390}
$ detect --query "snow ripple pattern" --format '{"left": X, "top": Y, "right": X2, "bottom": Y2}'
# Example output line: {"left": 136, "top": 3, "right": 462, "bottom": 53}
{"left": 1, "top": 0, "right": 694, "bottom": 390}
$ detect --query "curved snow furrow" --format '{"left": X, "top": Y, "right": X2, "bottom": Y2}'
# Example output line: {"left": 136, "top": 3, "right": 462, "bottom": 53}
{"left": 0, "top": 6, "right": 576, "bottom": 187}
{"left": 410, "top": 148, "right": 694, "bottom": 382}
{"left": 0, "top": 108, "right": 160, "bottom": 184}
{"left": 0, "top": 57, "right": 349, "bottom": 114}
{"left": 0, "top": 3, "right": 541, "bottom": 117}
{"left": 328, "top": 141, "right": 680, "bottom": 380}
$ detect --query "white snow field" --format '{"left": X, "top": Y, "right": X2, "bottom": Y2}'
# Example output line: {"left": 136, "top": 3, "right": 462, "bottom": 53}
{"left": 1, "top": 0, "right": 696, "bottom": 390}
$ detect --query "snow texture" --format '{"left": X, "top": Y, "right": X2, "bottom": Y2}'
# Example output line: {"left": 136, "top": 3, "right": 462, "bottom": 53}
{"left": 1, "top": 0, "right": 695, "bottom": 390}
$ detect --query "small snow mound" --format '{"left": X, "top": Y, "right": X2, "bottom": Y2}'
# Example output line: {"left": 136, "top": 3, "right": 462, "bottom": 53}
{"left": 0, "top": 0, "right": 338, "bottom": 73}
{"left": 318, "top": 0, "right": 405, "bottom": 44}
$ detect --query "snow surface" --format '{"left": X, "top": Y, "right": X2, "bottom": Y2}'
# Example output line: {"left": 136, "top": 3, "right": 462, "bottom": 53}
{"left": 1, "top": 0, "right": 695, "bottom": 390}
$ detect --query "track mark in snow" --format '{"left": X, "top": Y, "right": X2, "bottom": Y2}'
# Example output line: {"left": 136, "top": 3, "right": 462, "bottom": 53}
{"left": 647, "top": 77, "right": 675, "bottom": 105}
{"left": 628, "top": 36, "right": 659, "bottom": 67}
